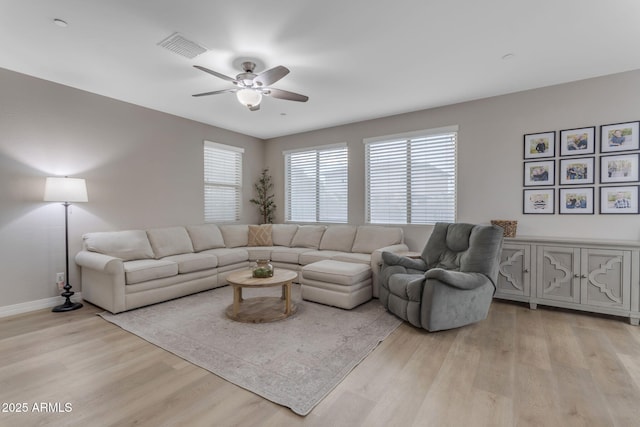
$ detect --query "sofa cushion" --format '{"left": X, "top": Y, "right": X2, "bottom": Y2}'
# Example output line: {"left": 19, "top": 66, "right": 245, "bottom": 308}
{"left": 332, "top": 252, "right": 372, "bottom": 265}
{"left": 351, "top": 226, "right": 403, "bottom": 254}
{"left": 248, "top": 224, "right": 273, "bottom": 246}
{"left": 319, "top": 225, "right": 358, "bottom": 252}
{"left": 147, "top": 227, "right": 194, "bottom": 259}
{"left": 84, "top": 230, "right": 154, "bottom": 261}
{"left": 271, "top": 224, "right": 299, "bottom": 247}
{"left": 186, "top": 224, "right": 225, "bottom": 252}
{"left": 270, "top": 247, "right": 314, "bottom": 264}
{"left": 302, "top": 260, "right": 371, "bottom": 286}
{"left": 201, "top": 248, "right": 249, "bottom": 267}
{"left": 291, "top": 225, "right": 327, "bottom": 249}
{"left": 123, "top": 259, "right": 178, "bottom": 285}
{"left": 220, "top": 225, "right": 249, "bottom": 248}
{"left": 162, "top": 253, "right": 218, "bottom": 274}
{"left": 299, "top": 250, "right": 343, "bottom": 265}
{"left": 246, "top": 247, "right": 275, "bottom": 261}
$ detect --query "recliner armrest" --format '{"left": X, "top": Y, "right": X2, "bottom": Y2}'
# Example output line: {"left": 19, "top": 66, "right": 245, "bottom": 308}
{"left": 381, "top": 251, "right": 427, "bottom": 271}
{"left": 424, "top": 268, "right": 490, "bottom": 290}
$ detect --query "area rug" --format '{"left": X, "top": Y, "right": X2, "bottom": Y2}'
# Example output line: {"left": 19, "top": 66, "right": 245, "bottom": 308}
{"left": 98, "top": 284, "right": 402, "bottom": 415}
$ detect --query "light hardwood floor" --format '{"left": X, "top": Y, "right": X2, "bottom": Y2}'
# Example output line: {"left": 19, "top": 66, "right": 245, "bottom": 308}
{"left": 1, "top": 298, "right": 640, "bottom": 427}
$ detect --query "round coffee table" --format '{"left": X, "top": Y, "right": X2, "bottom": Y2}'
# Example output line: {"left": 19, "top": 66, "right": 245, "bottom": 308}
{"left": 225, "top": 269, "right": 298, "bottom": 323}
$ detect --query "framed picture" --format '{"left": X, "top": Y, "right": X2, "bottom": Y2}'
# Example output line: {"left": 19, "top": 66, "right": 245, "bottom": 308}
{"left": 559, "top": 126, "right": 595, "bottom": 156}
{"left": 600, "top": 185, "right": 639, "bottom": 214}
{"left": 559, "top": 187, "right": 594, "bottom": 214}
{"left": 600, "top": 121, "right": 640, "bottom": 153}
{"left": 523, "top": 160, "right": 555, "bottom": 186}
{"left": 524, "top": 131, "right": 555, "bottom": 159}
{"left": 559, "top": 157, "right": 594, "bottom": 185}
{"left": 523, "top": 189, "right": 555, "bottom": 214}
{"left": 600, "top": 153, "right": 640, "bottom": 184}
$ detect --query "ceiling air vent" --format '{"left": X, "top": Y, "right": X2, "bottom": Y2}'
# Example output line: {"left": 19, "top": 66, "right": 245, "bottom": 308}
{"left": 157, "top": 32, "right": 207, "bottom": 59}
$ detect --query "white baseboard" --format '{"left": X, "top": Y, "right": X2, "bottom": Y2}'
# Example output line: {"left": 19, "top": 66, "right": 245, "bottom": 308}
{"left": 0, "top": 293, "right": 83, "bottom": 318}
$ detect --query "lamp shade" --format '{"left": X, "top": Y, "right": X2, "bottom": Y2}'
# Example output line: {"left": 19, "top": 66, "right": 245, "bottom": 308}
{"left": 44, "top": 177, "right": 88, "bottom": 203}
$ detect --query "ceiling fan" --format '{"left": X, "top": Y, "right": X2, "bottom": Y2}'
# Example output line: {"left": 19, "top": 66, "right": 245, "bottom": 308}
{"left": 192, "top": 61, "right": 309, "bottom": 111}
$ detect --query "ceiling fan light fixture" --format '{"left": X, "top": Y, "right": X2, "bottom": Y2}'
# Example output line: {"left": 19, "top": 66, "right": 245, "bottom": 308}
{"left": 236, "top": 89, "right": 262, "bottom": 108}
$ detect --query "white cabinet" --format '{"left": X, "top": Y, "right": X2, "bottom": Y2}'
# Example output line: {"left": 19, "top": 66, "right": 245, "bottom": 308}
{"left": 537, "top": 246, "right": 580, "bottom": 305}
{"left": 538, "top": 246, "right": 630, "bottom": 311}
{"left": 496, "top": 243, "right": 532, "bottom": 304}
{"left": 495, "top": 236, "right": 639, "bottom": 325}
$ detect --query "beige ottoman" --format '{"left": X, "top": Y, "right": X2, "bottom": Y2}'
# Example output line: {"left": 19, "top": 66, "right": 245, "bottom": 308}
{"left": 300, "top": 260, "right": 372, "bottom": 309}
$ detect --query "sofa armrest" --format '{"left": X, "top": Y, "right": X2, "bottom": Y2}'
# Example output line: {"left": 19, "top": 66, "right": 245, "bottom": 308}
{"left": 75, "top": 251, "right": 126, "bottom": 313}
{"left": 75, "top": 251, "right": 124, "bottom": 275}
{"left": 424, "top": 268, "right": 491, "bottom": 291}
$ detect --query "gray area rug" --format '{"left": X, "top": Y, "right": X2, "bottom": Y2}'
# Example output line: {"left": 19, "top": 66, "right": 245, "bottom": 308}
{"left": 99, "top": 284, "right": 402, "bottom": 415}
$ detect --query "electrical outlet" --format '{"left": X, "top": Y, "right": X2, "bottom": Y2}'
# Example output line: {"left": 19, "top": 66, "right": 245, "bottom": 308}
{"left": 56, "top": 272, "right": 65, "bottom": 290}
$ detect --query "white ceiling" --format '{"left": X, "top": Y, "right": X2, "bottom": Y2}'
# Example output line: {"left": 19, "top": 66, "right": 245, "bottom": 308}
{"left": 2, "top": 0, "right": 640, "bottom": 140}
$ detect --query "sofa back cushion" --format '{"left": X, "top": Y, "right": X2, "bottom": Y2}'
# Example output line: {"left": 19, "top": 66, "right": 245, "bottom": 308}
{"left": 219, "top": 224, "right": 249, "bottom": 248}
{"left": 248, "top": 224, "right": 273, "bottom": 246}
{"left": 186, "top": 224, "right": 225, "bottom": 252}
{"left": 84, "top": 230, "right": 154, "bottom": 261}
{"left": 291, "top": 225, "right": 327, "bottom": 249}
{"left": 147, "top": 227, "right": 194, "bottom": 259}
{"left": 271, "top": 224, "right": 299, "bottom": 247}
{"left": 351, "top": 226, "right": 403, "bottom": 254}
{"left": 319, "top": 225, "right": 358, "bottom": 252}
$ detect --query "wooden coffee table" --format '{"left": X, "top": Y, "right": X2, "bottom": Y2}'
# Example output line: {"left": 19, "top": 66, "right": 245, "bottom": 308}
{"left": 225, "top": 269, "right": 298, "bottom": 323}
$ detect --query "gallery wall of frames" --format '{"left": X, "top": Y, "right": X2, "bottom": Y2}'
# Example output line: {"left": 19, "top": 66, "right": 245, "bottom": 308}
{"left": 523, "top": 120, "right": 640, "bottom": 215}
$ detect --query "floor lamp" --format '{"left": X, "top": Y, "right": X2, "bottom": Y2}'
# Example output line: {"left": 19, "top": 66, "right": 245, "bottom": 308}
{"left": 44, "top": 176, "right": 88, "bottom": 312}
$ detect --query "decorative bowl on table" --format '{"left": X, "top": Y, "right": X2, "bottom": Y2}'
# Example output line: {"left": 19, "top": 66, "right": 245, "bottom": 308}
{"left": 252, "top": 259, "right": 274, "bottom": 278}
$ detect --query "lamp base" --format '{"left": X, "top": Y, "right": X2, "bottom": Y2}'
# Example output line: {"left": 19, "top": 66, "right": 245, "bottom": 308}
{"left": 52, "top": 300, "right": 83, "bottom": 312}
{"left": 52, "top": 284, "right": 83, "bottom": 312}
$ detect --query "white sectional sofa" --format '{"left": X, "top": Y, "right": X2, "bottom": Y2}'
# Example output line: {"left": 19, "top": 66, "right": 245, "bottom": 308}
{"left": 75, "top": 223, "right": 408, "bottom": 313}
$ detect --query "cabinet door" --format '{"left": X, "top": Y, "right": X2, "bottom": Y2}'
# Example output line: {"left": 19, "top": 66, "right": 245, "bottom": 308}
{"left": 496, "top": 244, "right": 530, "bottom": 298}
{"left": 537, "top": 246, "right": 580, "bottom": 303}
{"left": 581, "top": 249, "right": 631, "bottom": 310}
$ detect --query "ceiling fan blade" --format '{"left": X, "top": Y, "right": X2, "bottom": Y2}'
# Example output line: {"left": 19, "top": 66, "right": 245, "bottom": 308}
{"left": 193, "top": 65, "right": 237, "bottom": 83}
{"left": 264, "top": 88, "right": 309, "bottom": 102}
{"left": 254, "top": 66, "right": 289, "bottom": 87}
{"left": 192, "top": 88, "right": 238, "bottom": 97}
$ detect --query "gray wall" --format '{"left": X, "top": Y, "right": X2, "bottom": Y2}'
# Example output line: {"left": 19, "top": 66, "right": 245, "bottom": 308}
{"left": 265, "top": 69, "right": 640, "bottom": 251}
{"left": 3, "top": 66, "right": 640, "bottom": 312}
{"left": 0, "top": 68, "right": 263, "bottom": 309}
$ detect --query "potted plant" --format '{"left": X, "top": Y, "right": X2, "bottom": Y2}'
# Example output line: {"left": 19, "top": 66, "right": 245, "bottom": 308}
{"left": 250, "top": 168, "right": 276, "bottom": 224}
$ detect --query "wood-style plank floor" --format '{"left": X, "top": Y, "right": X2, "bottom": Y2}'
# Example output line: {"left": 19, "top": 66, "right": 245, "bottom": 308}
{"left": 1, "top": 298, "right": 640, "bottom": 427}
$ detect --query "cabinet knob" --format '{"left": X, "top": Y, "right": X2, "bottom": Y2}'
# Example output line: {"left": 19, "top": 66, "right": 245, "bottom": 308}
{"left": 523, "top": 268, "right": 529, "bottom": 273}
{"left": 581, "top": 274, "right": 587, "bottom": 279}
{"left": 574, "top": 274, "right": 580, "bottom": 278}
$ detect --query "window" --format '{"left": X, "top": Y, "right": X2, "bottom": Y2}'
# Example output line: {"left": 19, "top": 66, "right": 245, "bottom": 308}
{"left": 204, "top": 141, "right": 244, "bottom": 222}
{"left": 364, "top": 127, "right": 457, "bottom": 224}
{"left": 284, "top": 144, "right": 348, "bottom": 223}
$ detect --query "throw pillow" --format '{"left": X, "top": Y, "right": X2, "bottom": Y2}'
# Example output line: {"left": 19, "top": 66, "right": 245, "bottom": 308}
{"left": 248, "top": 224, "right": 273, "bottom": 246}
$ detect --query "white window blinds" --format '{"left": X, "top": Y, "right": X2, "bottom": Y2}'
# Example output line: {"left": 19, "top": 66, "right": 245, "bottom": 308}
{"left": 284, "top": 144, "right": 348, "bottom": 223}
{"left": 204, "top": 141, "right": 244, "bottom": 222}
{"left": 365, "top": 128, "right": 457, "bottom": 224}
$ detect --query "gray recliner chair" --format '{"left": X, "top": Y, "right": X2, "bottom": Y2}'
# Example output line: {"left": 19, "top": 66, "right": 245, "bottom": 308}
{"left": 380, "top": 222, "right": 504, "bottom": 332}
